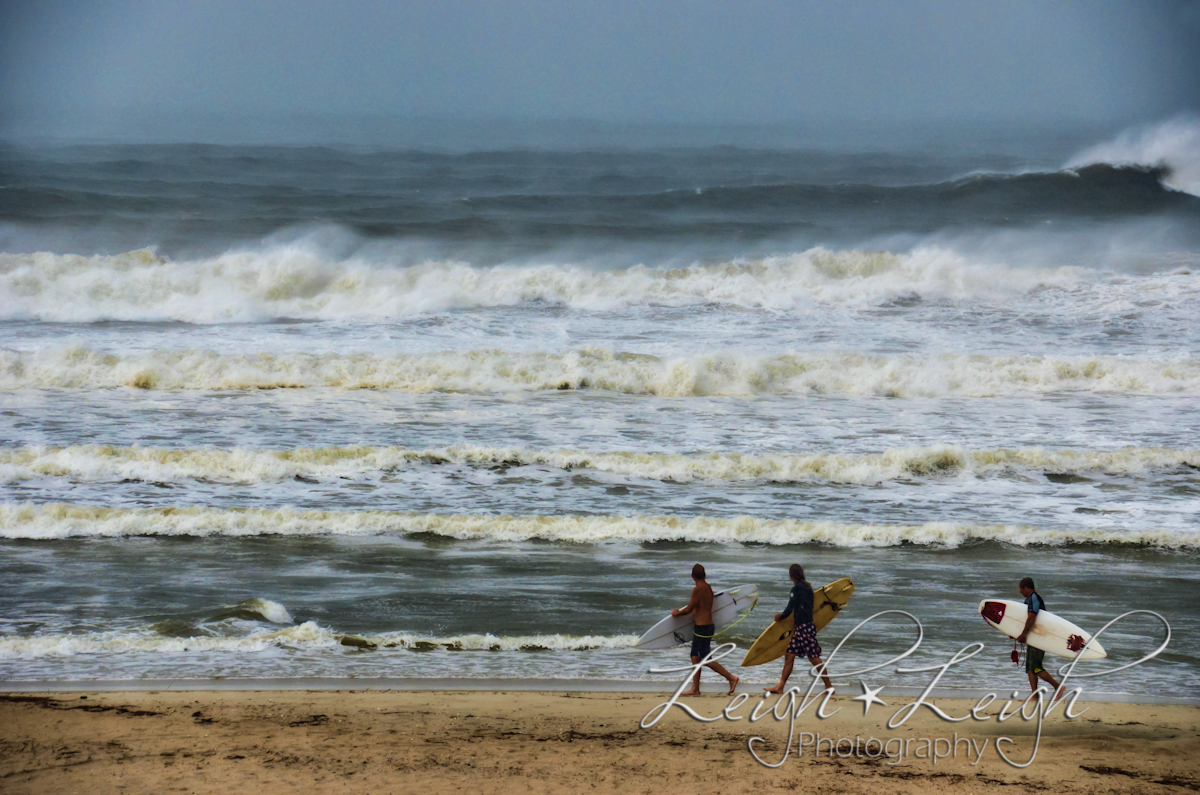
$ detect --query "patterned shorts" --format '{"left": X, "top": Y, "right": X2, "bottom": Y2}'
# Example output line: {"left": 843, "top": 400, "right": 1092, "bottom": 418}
{"left": 786, "top": 621, "right": 822, "bottom": 659}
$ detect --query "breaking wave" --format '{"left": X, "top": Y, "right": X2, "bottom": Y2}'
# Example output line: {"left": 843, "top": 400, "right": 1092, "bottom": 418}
{"left": 207, "top": 598, "right": 294, "bottom": 625}
{"left": 0, "top": 244, "right": 1089, "bottom": 322}
{"left": 2, "top": 443, "right": 1197, "bottom": 486}
{"left": 1067, "top": 116, "right": 1200, "bottom": 197}
{"left": 1, "top": 504, "right": 1192, "bottom": 548}
{"left": 2, "top": 346, "right": 1197, "bottom": 396}
{"left": 0, "top": 623, "right": 636, "bottom": 660}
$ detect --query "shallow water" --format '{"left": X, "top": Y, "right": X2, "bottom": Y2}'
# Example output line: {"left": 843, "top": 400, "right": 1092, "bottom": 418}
{"left": 1, "top": 134, "right": 1197, "bottom": 695}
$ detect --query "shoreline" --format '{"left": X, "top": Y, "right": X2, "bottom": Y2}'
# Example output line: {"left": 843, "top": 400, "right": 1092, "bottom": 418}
{"left": 3, "top": 677, "right": 1197, "bottom": 705}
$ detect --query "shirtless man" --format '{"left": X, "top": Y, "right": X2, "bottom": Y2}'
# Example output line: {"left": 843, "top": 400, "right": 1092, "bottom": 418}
{"left": 672, "top": 563, "right": 739, "bottom": 696}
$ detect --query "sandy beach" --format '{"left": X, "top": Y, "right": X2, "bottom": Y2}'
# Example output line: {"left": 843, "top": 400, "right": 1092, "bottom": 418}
{"left": 2, "top": 687, "right": 1197, "bottom": 794}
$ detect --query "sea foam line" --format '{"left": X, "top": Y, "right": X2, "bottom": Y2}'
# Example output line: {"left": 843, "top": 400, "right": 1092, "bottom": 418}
{"left": 0, "top": 504, "right": 1192, "bottom": 548}
{"left": 2, "top": 347, "right": 1198, "bottom": 396}
{"left": 2, "top": 444, "right": 1197, "bottom": 485}
{"left": 0, "top": 623, "right": 637, "bottom": 660}
{"left": 0, "top": 245, "right": 1088, "bottom": 322}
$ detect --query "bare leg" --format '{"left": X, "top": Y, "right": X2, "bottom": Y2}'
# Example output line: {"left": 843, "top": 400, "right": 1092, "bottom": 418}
{"left": 764, "top": 653, "right": 796, "bottom": 694}
{"left": 1037, "top": 670, "right": 1065, "bottom": 702}
{"left": 705, "top": 661, "right": 739, "bottom": 694}
{"left": 681, "top": 655, "right": 703, "bottom": 696}
{"left": 809, "top": 656, "right": 834, "bottom": 693}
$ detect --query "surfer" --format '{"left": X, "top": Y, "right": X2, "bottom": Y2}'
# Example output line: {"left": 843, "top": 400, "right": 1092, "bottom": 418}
{"left": 672, "top": 564, "right": 740, "bottom": 696}
{"left": 764, "top": 564, "right": 834, "bottom": 696}
{"left": 1016, "top": 577, "right": 1066, "bottom": 702}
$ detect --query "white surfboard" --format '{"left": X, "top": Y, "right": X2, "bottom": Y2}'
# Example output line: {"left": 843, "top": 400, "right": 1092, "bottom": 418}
{"left": 979, "top": 599, "right": 1106, "bottom": 660}
{"left": 635, "top": 584, "right": 758, "bottom": 650}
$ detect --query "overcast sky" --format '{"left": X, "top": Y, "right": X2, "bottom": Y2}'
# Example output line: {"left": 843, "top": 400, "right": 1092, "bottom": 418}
{"left": 1, "top": 0, "right": 1198, "bottom": 143}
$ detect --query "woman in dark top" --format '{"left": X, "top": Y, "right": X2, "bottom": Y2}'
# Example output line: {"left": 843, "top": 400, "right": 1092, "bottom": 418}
{"left": 764, "top": 564, "right": 835, "bottom": 695}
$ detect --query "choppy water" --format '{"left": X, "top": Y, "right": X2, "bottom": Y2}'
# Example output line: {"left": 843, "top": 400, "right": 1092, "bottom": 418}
{"left": 1, "top": 120, "right": 1198, "bottom": 695}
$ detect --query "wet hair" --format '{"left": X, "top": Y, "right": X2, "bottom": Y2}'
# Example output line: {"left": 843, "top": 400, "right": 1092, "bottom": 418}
{"left": 1019, "top": 577, "right": 1035, "bottom": 590}
{"left": 789, "top": 564, "right": 806, "bottom": 582}
{"left": 692, "top": 563, "right": 706, "bottom": 580}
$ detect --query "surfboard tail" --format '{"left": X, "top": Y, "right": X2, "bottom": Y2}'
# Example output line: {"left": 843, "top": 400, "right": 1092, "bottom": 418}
{"left": 980, "top": 600, "right": 1006, "bottom": 625}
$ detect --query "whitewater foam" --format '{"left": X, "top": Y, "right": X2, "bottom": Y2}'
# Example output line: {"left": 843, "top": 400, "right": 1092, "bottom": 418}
{"left": 2, "top": 444, "right": 1196, "bottom": 485}
{"left": 2, "top": 346, "right": 1197, "bottom": 395}
{"left": 0, "top": 244, "right": 1091, "bottom": 323}
{"left": 0, "top": 504, "right": 1192, "bottom": 548}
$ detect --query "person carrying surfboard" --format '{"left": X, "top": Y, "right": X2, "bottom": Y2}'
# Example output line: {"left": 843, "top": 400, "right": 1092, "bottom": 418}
{"left": 671, "top": 564, "right": 740, "bottom": 696}
{"left": 1016, "top": 577, "right": 1066, "bottom": 703}
{"left": 764, "top": 564, "right": 834, "bottom": 696}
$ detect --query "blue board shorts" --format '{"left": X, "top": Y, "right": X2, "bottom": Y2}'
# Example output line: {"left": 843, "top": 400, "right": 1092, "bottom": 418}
{"left": 690, "top": 624, "right": 715, "bottom": 659}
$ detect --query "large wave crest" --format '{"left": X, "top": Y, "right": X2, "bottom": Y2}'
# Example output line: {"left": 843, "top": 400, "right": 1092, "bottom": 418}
{"left": 1067, "top": 116, "right": 1200, "bottom": 197}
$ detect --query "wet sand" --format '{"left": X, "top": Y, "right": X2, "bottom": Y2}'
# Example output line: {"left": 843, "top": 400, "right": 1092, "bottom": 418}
{"left": 2, "top": 688, "right": 1198, "bottom": 794}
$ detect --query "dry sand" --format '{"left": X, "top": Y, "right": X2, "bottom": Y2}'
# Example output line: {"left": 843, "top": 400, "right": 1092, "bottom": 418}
{"left": 2, "top": 688, "right": 1198, "bottom": 794}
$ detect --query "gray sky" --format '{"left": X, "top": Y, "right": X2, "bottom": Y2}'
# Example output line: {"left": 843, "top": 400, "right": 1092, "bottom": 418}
{"left": 2, "top": 0, "right": 1198, "bottom": 142}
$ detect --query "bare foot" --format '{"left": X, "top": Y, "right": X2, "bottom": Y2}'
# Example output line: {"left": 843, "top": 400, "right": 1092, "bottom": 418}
{"left": 822, "top": 687, "right": 836, "bottom": 698}
{"left": 727, "top": 675, "right": 740, "bottom": 695}
{"left": 1023, "top": 690, "right": 1049, "bottom": 706}
{"left": 680, "top": 689, "right": 702, "bottom": 697}
{"left": 763, "top": 685, "right": 784, "bottom": 694}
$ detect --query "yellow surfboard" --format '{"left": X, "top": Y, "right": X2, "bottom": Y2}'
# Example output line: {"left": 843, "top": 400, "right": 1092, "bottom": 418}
{"left": 740, "top": 577, "right": 855, "bottom": 667}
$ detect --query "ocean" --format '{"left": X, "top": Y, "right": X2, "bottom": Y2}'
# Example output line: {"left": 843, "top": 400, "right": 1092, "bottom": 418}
{"left": 1, "top": 120, "right": 1198, "bottom": 696}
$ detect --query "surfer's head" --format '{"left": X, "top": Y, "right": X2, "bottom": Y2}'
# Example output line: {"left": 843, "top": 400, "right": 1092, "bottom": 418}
{"left": 1019, "top": 577, "right": 1035, "bottom": 596}
{"left": 691, "top": 563, "right": 706, "bottom": 581}
{"left": 789, "top": 563, "right": 805, "bottom": 583}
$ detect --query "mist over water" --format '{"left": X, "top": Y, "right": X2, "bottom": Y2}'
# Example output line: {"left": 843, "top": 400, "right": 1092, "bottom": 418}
{"left": 1, "top": 119, "right": 1197, "bottom": 695}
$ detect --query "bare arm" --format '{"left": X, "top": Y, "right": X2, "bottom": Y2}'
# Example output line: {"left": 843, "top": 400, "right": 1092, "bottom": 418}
{"left": 671, "top": 586, "right": 701, "bottom": 617}
{"left": 1017, "top": 612, "right": 1036, "bottom": 644}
